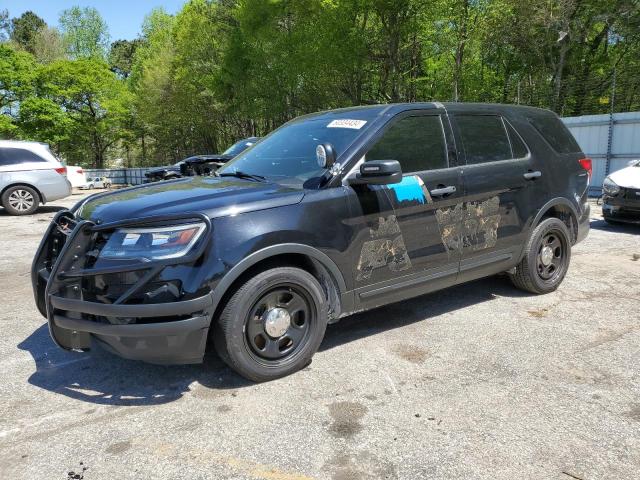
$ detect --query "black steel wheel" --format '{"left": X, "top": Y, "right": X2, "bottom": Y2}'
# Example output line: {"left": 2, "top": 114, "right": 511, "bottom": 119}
{"left": 510, "top": 217, "right": 571, "bottom": 294}
{"left": 245, "top": 285, "right": 314, "bottom": 362}
{"left": 214, "top": 267, "right": 328, "bottom": 382}
{"left": 536, "top": 231, "right": 566, "bottom": 281}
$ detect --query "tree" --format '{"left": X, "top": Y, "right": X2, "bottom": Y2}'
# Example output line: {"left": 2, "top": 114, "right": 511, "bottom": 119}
{"left": 32, "top": 27, "right": 67, "bottom": 64}
{"left": 0, "top": 9, "right": 9, "bottom": 41}
{"left": 10, "top": 11, "right": 46, "bottom": 54}
{"left": 36, "top": 59, "right": 132, "bottom": 167}
{"left": 59, "top": 6, "right": 110, "bottom": 60}
{"left": 108, "top": 39, "right": 143, "bottom": 78}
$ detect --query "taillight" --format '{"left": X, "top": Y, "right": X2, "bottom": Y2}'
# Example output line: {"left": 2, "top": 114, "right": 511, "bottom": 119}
{"left": 77, "top": 168, "right": 83, "bottom": 174}
{"left": 578, "top": 158, "right": 592, "bottom": 178}
{"left": 55, "top": 167, "right": 67, "bottom": 175}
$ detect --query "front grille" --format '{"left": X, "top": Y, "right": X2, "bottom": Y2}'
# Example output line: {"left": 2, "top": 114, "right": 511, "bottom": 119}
{"left": 624, "top": 188, "right": 640, "bottom": 200}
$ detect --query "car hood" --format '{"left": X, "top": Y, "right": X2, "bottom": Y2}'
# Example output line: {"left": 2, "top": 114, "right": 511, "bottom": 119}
{"left": 75, "top": 176, "right": 305, "bottom": 224}
{"left": 608, "top": 163, "right": 640, "bottom": 188}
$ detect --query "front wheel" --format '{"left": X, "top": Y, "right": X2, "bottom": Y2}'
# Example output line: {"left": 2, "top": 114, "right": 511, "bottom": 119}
{"left": 213, "top": 267, "right": 328, "bottom": 382}
{"left": 509, "top": 217, "right": 572, "bottom": 294}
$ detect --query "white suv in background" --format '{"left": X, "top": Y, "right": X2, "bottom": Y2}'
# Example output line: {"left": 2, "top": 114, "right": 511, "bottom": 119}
{"left": 0, "top": 141, "right": 72, "bottom": 215}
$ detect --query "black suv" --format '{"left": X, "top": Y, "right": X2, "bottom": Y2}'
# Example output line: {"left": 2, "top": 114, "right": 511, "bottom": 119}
{"left": 32, "top": 103, "right": 591, "bottom": 381}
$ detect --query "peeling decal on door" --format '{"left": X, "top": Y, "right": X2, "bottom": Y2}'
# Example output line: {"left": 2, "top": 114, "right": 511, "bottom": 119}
{"left": 435, "top": 196, "right": 501, "bottom": 254}
{"left": 387, "top": 175, "right": 432, "bottom": 206}
{"left": 356, "top": 215, "right": 412, "bottom": 281}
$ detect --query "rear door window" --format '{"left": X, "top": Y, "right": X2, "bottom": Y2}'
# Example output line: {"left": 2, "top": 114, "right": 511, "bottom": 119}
{"left": 367, "top": 115, "right": 448, "bottom": 172}
{"left": 455, "top": 115, "right": 512, "bottom": 164}
{"left": 0, "top": 147, "right": 47, "bottom": 166}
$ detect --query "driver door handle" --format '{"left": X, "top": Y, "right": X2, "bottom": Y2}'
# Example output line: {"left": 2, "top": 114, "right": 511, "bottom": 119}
{"left": 524, "top": 171, "right": 542, "bottom": 180}
{"left": 430, "top": 185, "right": 457, "bottom": 197}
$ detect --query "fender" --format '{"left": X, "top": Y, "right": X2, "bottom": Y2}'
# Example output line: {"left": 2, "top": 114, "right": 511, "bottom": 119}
{"left": 529, "top": 196, "right": 579, "bottom": 237}
{"left": 209, "top": 243, "right": 348, "bottom": 309}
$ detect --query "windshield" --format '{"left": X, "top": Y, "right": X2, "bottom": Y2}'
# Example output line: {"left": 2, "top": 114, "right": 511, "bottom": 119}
{"left": 223, "top": 138, "right": 256, "bottom": 156}
{"left": 218, "top": 117, "right": 371, "bottom": 186}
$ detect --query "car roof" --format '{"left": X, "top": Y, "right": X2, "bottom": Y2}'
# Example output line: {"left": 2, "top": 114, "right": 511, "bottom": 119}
{"left": 293, "top": 102, "right": 554, "bottom": 123}
{"left": 0, "top": 140, "right": 50, "bottom": 149}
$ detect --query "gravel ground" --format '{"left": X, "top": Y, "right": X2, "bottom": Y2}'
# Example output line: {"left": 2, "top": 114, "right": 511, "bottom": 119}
{"left": 0, "top": 193, "right": 638, "bottom": 480}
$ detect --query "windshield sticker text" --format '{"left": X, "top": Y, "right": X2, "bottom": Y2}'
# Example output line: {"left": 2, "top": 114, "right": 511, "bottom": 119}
{"left": 327, "top": 119, "right": 367, "bottom": 130}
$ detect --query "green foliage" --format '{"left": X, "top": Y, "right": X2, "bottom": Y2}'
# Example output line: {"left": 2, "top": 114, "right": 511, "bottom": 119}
{"left": 9, "top": 11, "right": 46, "bottom": 54}
{"left": 0, "top": 44, "right": 37, "bottom": 112}
{"left": 32, "top": 27, "right": 66, "bottom": 64}
{"left": 108, "top": 39, "right": 144, "bottom": 78}
{"left": 59, "top": 6, "right": 110, "bottom": 60}
{"left": 35, "top": 59, "right": 132, "bottom": 167}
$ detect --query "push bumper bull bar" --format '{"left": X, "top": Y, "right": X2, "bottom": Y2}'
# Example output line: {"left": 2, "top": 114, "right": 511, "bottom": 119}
{"left": 31, "top": 210, "right": 215, "bottom": 365}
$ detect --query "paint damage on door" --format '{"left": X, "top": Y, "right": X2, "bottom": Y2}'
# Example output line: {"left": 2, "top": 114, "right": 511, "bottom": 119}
{"left": 356, "top": 215, "right": 412, "bottom": 281}
{"left": 435, "top": 196, "right": 501, "bottom": 254}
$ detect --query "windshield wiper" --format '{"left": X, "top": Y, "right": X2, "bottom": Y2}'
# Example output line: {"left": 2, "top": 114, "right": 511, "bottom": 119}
{"left": 216, "top": 170, "right": 267, "bottom": 182}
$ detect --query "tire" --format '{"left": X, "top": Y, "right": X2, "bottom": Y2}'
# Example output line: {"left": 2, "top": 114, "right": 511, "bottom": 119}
{"left": 213, "top": 267, "right": 328, "bottom": 382}
{"left": 509, "top": 217, "right": 572, "bottom": 294}
{"left": 2, "top": 185, "right": 40, "bottom": 215}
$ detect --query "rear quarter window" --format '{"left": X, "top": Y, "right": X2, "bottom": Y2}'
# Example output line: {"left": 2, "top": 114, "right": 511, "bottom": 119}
{"left": 527, "top": 112, "right": 581, "bottom": 154}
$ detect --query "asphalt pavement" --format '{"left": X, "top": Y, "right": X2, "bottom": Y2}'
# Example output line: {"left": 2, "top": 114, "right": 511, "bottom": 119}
{"left": 0, "top": 193, "right": 638, "bottom": 480}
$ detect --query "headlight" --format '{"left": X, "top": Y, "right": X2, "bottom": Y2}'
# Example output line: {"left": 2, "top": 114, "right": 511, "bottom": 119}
{"left": 603, "top": 177, "right": 620, "bottom": 196}
{"left": 100, "top": 222, "right": 206, "bottom": 260}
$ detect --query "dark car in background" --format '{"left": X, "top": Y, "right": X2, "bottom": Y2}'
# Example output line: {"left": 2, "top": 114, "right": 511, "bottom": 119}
{"left": 144, "top": 161, "right": 184, "bottom": 182}
{"left": 180, "top": 137, "right": 259, "bottom": 177}
{"left": 32, "top": 103, "right": 590, "bottom": 382}
{"left": 145, "top": 138, "right": 259, "bottom": 182}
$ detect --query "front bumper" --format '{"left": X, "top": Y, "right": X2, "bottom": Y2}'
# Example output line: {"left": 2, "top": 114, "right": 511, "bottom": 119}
{"left": 602, "top": 192, "right": 640, "bottom": 224}
{"left": 31, "top": 211, "right": 215, "bottom": 364}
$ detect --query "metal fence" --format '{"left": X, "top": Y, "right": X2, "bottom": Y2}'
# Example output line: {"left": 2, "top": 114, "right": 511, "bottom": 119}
{"left": 562, "top": 111, "right": 640, "bottom": 195}
{"left": 83, "top": 168, "right": 152, "bottom": 186}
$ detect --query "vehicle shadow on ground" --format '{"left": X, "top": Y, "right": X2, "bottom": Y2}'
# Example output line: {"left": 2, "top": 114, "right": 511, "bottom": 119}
{"left": 17, "top": 325, "right": 248, "bottom": 407}
{"left": 321, "top": 274, "right": 528, "bottom": 351}
{"left": 590, "top": 218, "right": 639, "bottom": 233}
{"left": 0, "top": 205, "right": 67, "bottom": 217}
{"left": 18, "top": 275, "right": 530, "bottom": 406}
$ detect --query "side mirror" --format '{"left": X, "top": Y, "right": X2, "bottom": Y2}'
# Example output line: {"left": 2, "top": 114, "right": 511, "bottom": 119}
{"left": 349, "top": 160, "right": 402, "bottom": 185}
{"left": 316, "top": 143, "right": 336, "bottom": 169}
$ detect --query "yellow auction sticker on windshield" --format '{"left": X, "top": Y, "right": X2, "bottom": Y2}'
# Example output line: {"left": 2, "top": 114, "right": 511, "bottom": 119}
{"left": 327, "top": 119, "right": 367, "bottom": 129}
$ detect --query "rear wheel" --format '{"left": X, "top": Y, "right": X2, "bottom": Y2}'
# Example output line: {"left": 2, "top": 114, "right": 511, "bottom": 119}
{"left": 213, "top": 267, "right": 328, "bottom": 382}
{"left": 509, "top": 217, "right": 571, "bottom": 294}
{"left": 2, "top": 185, "right": 39, "bottom": 215}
